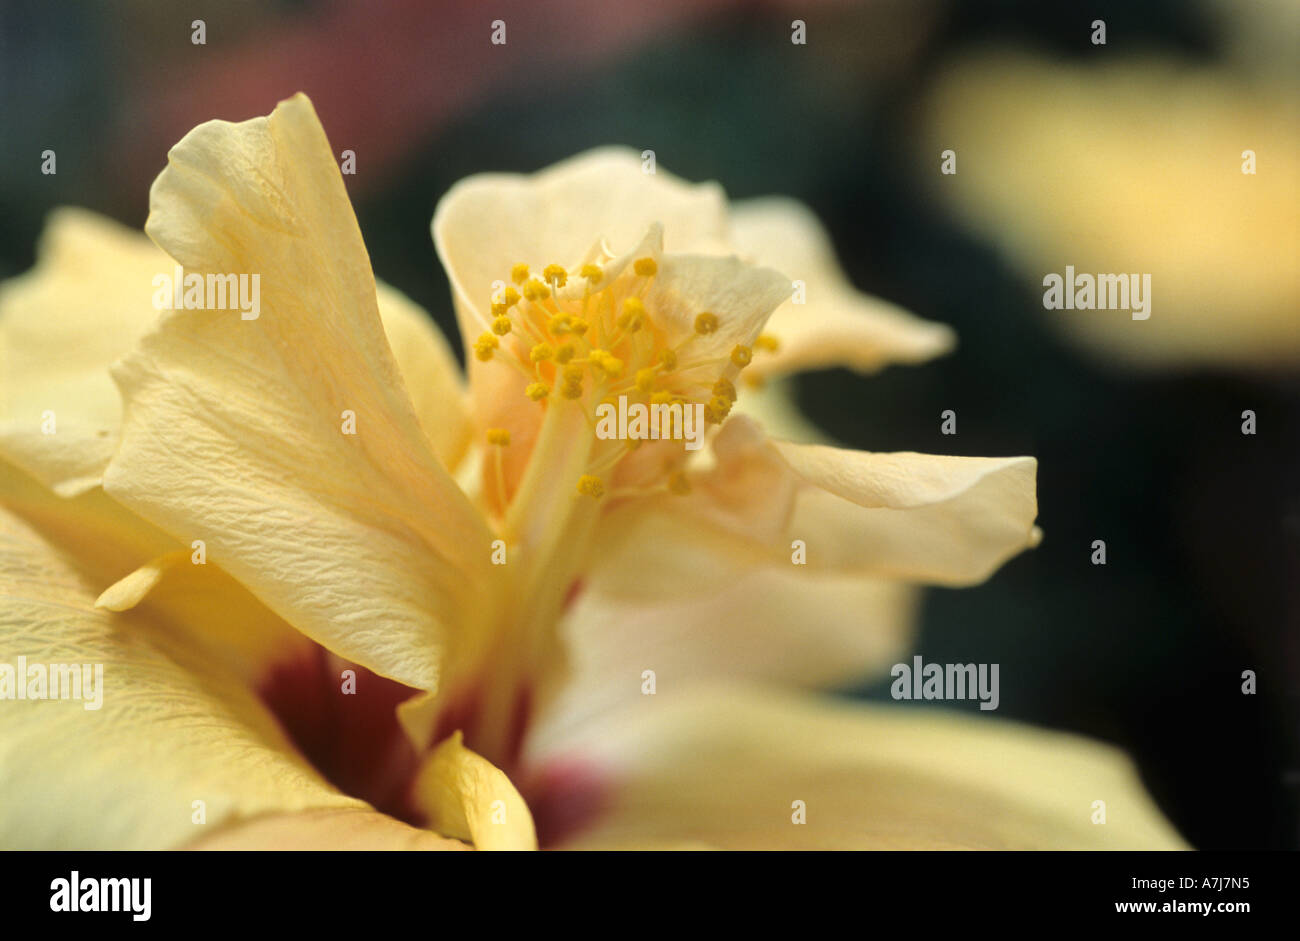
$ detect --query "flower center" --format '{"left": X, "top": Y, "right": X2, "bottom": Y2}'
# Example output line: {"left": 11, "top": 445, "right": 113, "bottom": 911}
{"left": 473, "top": 251, "right": 775, "bottom": 505}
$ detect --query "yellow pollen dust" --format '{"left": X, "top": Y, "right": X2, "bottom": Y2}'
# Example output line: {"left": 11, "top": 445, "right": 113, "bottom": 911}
{"left": 694, "top": 312, "right": 719, "bottom": 335}
{"left": 491, "top": 316, "right": 512, "bottom": 336}
{"left": 523, "top": 278, "right": 550, "bottom": 302}
{"left": 580, "top": 264, "right": 604, "bottom": 283}
{"left": 525, "top": 382, "right": 549, "bottom": 401}
{"left": 511, "top": 264, "right": 530, "bottom": 285}
{"left": 543, "top": 264, "right": 568, "bottom": 287}
{"left": 755, "top": 333, "right": 779, "bottom": 352}
{"left": 474, "top": 332, "right": 499, "bottom": 361}
{"left": 633, "top": 257, "right": 658, "bottom": 277}
{"left": 530, "top": 342, "right": 554, "bottom": 363}
{"left": 577, "top": 474, "right": 605, "bottom": 498}
{"left": 618, "top": 297, "right": 645, "bottom": 332}
{"left": 486, "top": 428, "right": 511, "bottom": 446}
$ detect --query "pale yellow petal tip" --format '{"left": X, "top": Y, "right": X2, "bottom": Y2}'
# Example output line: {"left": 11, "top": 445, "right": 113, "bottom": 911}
{"left": 413, "top": 732, "right": 537, "bottom": 851}
{"left": 93, "top": 550, "right": 188, "bottom": 611}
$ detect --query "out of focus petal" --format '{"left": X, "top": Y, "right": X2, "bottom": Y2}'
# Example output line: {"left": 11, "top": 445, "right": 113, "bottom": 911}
{"left": 0, "top": 209, "right": 167, "bottom": 495}
{"left": 731, "top": 197, "right": 955, "bottom": 379}
{"left": 547, "top": 684, "right": 1188, "bottom": 850}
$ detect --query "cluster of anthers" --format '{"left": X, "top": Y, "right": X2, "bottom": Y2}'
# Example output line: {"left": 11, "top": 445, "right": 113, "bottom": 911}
{"left": 472, "top": 254, "right": 778, "bottom": 502}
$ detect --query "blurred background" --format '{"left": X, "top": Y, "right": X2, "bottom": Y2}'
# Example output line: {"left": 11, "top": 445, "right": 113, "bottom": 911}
{"left": 1, "top": 0, "right": 1296, "bottom": 849}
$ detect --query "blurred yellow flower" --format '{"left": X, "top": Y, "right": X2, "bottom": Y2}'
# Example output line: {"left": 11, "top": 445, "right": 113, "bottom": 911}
{"left": 0, "top": 94, "right": 1182, "bottom": 849}
{"left": 914, "top": 49, "right": 1300, "bottom": 369}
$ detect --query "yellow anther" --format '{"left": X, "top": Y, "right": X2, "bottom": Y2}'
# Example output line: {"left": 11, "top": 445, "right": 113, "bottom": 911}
{"left": 511, "top": 264, "right": 530, "bottom": 285}
{"left": 555, "top": 342, "right": 576, "bottom": 364}
{"left": 474, "top": 332, "right": 499, "bottom": 361}
{"left": 730, "top": 344, "right": 753, "bottom": 367}
{"left": 617, "top": 297, "right": 645, "bottom": 332}
{"left": 503, "top": 286, "right": 521, "bottom": 307}
{"left": 658, "top": 349, "right": 678, "bottom": 370}
{"left": 486, "top": 428, "right": 511, "bottom": 446}
{"left": 492, "top": 316, "right": 513, "bottom": 336}
{"left": 523, "top": 278, "right": 551, "bottom": 301}
{"left": 543, "top": 264, "right": 568, "bottom": 288}
{"left": 635, "top": 367, "right": 658, "bottom": 394}
{"left": 530, "top": 342, "right": 554, "bottom": 363}
{"left": 712, "top": 377, "right": 736, "bottom": 402}
{"left": 576, "top": 474, "right": 605, "bottom": 498}
{"left": 705, "top": 395, "right": 733, "bottom": 424}
{"left": 569, "top": 318, "right": 590, "bottom": 336}
{"left": 561, "top": 364, "right": 585, "bottom": 399}
{"left": 548, "top": 314, "right": 571, "bottom": 335}
{"left": 633, "top": 257, "right": 658, "bottom": 277}
{"left": 590, "top": 350, "right": 623, "bottom": 377}
{"left": 525, "top": 382, "right": 550, "bottom": 401}
{"left": 694, "top": 312, "right": 719, "bottom": 335}
{"left": 667, "top": 470, "right": 691, "bottom": 495}
{"left": 580, "top": 263, "right": 603, "bottom": 283}
{"left": 755, "top": 333, "right": 779, "bottom": 352}
{"left": 491, "top": 302, "right": 509, "bottom": 318}
{"left": 650, "top": 391, "right": 674, "bottom": 405}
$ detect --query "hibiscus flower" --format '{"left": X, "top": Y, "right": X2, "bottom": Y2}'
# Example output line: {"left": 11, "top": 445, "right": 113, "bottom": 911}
{"left": 0, "top": 94, "right": 1184, "bottom": 850}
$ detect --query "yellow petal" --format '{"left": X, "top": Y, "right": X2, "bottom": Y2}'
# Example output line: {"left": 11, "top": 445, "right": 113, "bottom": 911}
{"left": 187, "top": 808, "right": 468, "bottom": 850}
{"left": 412, "top": 731, "right": 537, "bottom": 851}
{"left": 433, "top": 146, "right": 728, "bottom": 360}
{"left": 545, "top": 684, "right": 1187, "bottom": 849}
{"left": 105, "top": 94, "right": 499, "bottom": 693}
{"left": 0, "top": 209, "right": 169, "bottom": 495}
{"left": 376, "top": 280, "right": 473, "bottom": 474}
{"left": 0, "top": 502, "right": 361, "bottom": 849}
{"left": 774, "top": 441, "right": 1041, "bottom": 585}
{"left": 642, "top": 252, "right": 791, "bottom": 368}
{"left": 730, "top": 198, "right": 955, "bottom": 379}
{"left": 533, "top": 568, "right": 918, "bottom": 750}
{"left": 3, "top": 455, "right": 313, "bottom": 686}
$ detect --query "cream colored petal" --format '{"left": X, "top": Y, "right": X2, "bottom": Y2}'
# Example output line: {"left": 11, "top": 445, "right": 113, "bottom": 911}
{"left": 775, "top": 441, "right": 1040, "bottom": 585}
{"left": 188, "top": 808, "right": 468, "bottom": 850}
{"left": 531, "top": 569, "right": 918, "bottom": 754}
{"left": 914, "top": 51, "right": 1300, "bottom": 368}
{"left": 105, "top": 93, "right": 499, "bottom": 693}
{"left": 730, "top": 198, "right": 955, "bottom": 380}
{"left": 0, "top": 503, "right": 363, "bottom": 849}
{"left": 412, "top": 731, "right": 537, "bottom": 851}
{"left": 643, "top": 252, "right": 792, "bottom": 370}
{"left": 0, "top": 209, "right": 168, "bottom": 495}
{"left": 433, "top": 146, "right": 729, "bottom": 358}
{"left": 547, "top": 685, "right": 1187, "bottom": 850}
{"left": 375, "top": 281, "right": 473, "bottom": 474}
{"left": 2, "top": 458, "right": 315, "bottom": 686}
